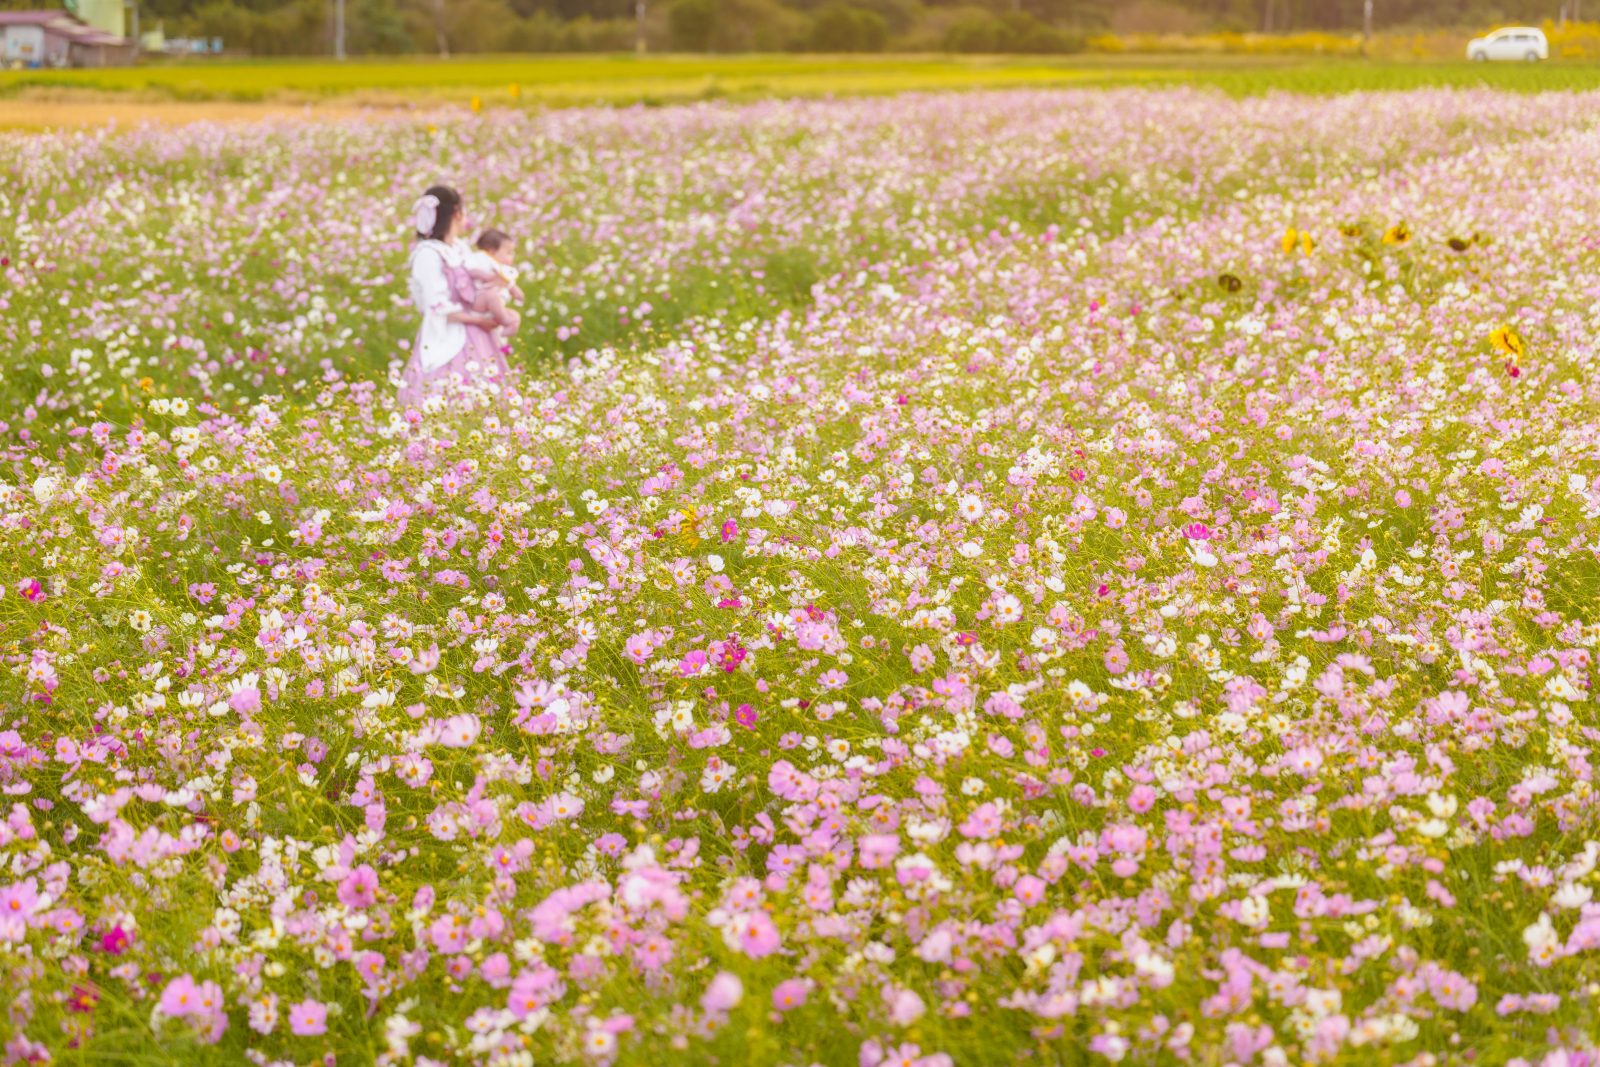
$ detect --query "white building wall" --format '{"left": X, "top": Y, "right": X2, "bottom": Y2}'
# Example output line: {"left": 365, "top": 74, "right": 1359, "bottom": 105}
{"left": 3, "top": 25, "right": 45, "bottom": 63}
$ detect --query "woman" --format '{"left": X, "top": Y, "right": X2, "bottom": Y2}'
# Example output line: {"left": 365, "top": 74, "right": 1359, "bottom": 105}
{"left": 398, "top": 185, "right": 511, "bottom": 407}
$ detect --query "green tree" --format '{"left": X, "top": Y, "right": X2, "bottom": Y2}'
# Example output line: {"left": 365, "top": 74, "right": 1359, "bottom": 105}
{"left": 348, "top": 0, "right": 415, "bottom": 52}
{"left": 809, "top": 2, "right": 889, "bottom": 50}
{"left": 668, "top": 0, "right": 714, "bottom": 48}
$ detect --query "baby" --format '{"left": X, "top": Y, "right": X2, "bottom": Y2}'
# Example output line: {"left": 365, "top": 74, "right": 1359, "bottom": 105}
{"left": 464, "top": 229, "right": 523, "bottom": 343}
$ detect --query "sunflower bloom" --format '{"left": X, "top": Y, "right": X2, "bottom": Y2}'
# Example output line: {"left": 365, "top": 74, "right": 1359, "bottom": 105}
{"left": 1282, "top": 227, "right": 1298, "bottom": 254}
{"left": 1300, "top": 231, "right": 1316, "bottom": 255}
{"left": 1489, "top": 324, "right": 1525, "bottom": 363}
{"left": 1382, "top": 222, "right": 1412, "bottom": 245}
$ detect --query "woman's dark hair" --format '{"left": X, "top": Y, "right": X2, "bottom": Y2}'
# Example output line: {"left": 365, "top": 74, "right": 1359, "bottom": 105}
{"left": 476, "top": 229, "right": 511, "bottom": 252}
{"left": 419, "top": 184, "right": 462, "bottom": 241}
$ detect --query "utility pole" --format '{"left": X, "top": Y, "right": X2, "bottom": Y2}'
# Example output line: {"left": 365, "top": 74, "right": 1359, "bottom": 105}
{"left": 334, "top": 0, "right": 345, "bottom": 59}
{"left": 1362, "top": 0, "right": 1372, "bottom": 43}
{"left": 635, "top": 0, "right": 646, "bottom": 54}
{"left": 125, "top": 0, "right": 140, "bottom": 52}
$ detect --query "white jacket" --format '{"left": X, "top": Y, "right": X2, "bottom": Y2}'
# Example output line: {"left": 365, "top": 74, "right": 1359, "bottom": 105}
{"left": 407, "top": 239, "right": 467, "bottom": 372}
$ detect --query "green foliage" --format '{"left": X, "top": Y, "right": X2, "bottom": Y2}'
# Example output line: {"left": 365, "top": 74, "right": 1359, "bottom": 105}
{"left": 809, "top": 3, "right": 890, "bottom": 51}
{"left": 346, "top": 0, "right": 416, "bottom": 54}
{"left": 942, "top": 9, "right": 1085, "bottom": 52}
{"left": 182, "top": 0, "right": 324, "bottom": 57}
{"left": 761, "top": 246, "right": 824, "bottom": 304}
{"left": 667, "top": 0, "right": 715, "bottom": 50}
{"left": 666, "top": 0, "right": 810, "bottom": 51}
{"left": 698, "top": 0, "right": 810, "bottom": 51}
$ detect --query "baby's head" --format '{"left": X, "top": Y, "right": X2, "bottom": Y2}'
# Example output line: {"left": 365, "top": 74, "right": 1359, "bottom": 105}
{"left": 476, "top": 229, "right": 515, "bottom": 265}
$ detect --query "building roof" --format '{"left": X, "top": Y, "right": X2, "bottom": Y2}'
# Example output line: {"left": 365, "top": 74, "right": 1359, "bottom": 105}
{"left": 55, "top": 21, "right": 126, "bottom": 45}
{"left": 0, "top": 10, "right": 83, "bottom": 26}
{"left": 0, "top": 8, "right": 128, "bottom": 43}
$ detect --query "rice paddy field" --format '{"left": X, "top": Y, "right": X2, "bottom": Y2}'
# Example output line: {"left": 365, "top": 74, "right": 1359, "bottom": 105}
{"left": 6, "top": 52, "right": 1600, "bottom": 116}
{"left": 5, "top": 68, "right": 1600, "bottom": 1067}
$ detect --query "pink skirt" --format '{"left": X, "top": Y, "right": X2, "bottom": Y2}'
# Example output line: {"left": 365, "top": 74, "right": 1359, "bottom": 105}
{"left": 397, "top": 325, "right": 510, "bottom": 408}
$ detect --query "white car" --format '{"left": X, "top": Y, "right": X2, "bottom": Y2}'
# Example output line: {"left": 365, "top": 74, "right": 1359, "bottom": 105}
{"left": 1467, "top": 27, "right": 1549, "bottom": 62}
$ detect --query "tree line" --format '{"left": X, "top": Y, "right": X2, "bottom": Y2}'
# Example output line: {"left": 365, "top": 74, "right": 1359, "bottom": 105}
{"left": 6, "top": 0, "right": 1571, "bottom": 54}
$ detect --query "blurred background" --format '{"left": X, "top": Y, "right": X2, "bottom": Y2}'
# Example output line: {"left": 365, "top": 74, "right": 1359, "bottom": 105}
{"left": 1, "top": 0, "right": 1597, "bottom": 61}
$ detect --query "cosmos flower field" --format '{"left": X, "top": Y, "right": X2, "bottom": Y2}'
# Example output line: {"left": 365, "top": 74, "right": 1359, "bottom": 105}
{"left": 4, "top": 87, "right": 1600, "bottom": 1065}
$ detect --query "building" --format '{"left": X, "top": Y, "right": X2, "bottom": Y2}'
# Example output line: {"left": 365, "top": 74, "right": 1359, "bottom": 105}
{"left": 0, "top": 8, "right": 133, "bottom": 67}
{"left": 1, "top": 11, "right": 76, "bottom": 65}
{"left": 68, "top": 0, "right": 126, "bottom": 38}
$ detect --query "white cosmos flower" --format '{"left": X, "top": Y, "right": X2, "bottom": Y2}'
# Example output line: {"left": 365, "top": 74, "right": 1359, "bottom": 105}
{"left": 31, "top": 476, "right": 59, "bottom": 506}
{"left": 1553, "top": 883, "right": 1593, "bottom": 910}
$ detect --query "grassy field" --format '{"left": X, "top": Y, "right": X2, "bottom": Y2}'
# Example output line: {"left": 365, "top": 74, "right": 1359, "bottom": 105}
{"left": 6, "top": 51, "right": 1600, "bottom": 114}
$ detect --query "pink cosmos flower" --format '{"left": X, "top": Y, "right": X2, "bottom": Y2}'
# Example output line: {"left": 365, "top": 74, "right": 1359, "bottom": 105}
{"left": 287, "top": 998, "right": 327, "bottom": 1036}
{"left": 1286, "top": 746, "right": 1324, "bottom": 776}
{"left": 858, "top": 834, "right": 900, "bottom": 869}
{"left": 701, "top": 971, "right": 743, "bottom": 1013}
{"left": 958, "top": 803, "right": 1002, "bottom": 840}
{"left": 338, "top": 864, "right": 379, "bottom": 909}
{"left": 437, "top": 713, "right": 481, "bottom": 748}
{"left": 1013, "top": 875, "right": 1047, "bottom": 906}
{"left": 885, "top": 986, "right": 927, "bottom": 1026}
{"left": 733, "top": 911, "right": 781, "bottom": 958}
{"left": 773, "top": 978, "right": 810, "bottom": 1012}
{"left": 158, "top": 974, "right": 198, "bottom": 1018}
{"left": 1428, "top": 968, "right": 1478, "bottom": 1011}
{"left": 228, "top": 684, "right": 261, "bottom": 716}
{"left": 623, "top": 632, "right": 654, "bottom": 664}
{"left": 508, "top": 965, "right": 564, "bottom": 1018}
{"left": 100, "top": 925, "right": 130, "bottom": 955}
{"left": 0, "top": 879, "right": 39, "bottom": 941}
{"left": 248, "top": 992, "right": 279, "bottom": 1035}
{"left": 1127, "top": 784, "right": 1157, "bottom": 813}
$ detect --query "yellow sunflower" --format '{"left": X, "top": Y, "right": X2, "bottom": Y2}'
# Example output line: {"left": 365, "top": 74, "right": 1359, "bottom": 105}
{"left": 1489, "top": 324, "right": 1525, "bottom": 363}
{"left": 1382, "top": 222, "right": 1412, "bottom": 246}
